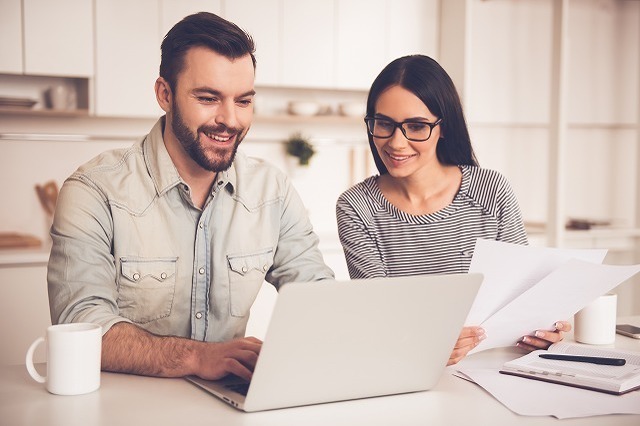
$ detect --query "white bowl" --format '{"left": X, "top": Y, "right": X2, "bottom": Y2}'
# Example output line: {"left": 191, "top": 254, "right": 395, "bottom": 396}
{"left": 338, "top": 102, "right": 366, "bottom": 117}
{"left": 288, "top": 101, "right": 320, "bottom": 117}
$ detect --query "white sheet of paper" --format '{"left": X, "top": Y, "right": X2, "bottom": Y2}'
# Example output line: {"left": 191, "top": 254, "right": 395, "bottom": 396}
{"left": 472, "top": 259, "right": 640, "bottom": 353}
{"left": 466, "top": 239, "right": 607, "bottom": 325}
{"left": 455, "top": 368, "right": 640, "bottom": 419}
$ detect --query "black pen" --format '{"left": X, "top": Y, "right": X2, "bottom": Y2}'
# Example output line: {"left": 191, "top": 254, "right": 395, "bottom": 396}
{"left": 539, "top": 354, "right": 626, "bottom": 366}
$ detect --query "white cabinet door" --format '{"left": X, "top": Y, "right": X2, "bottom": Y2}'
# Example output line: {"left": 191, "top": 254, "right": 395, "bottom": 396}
{"left": 335, "top": 0, "right": 439, "bottom": 90}
{"left": 386, "top": 0, "right": 439, "bottom": 61}
{"left": 224, "top": 0, "right": 280, "bottom": 86}
{"left": 95, "top": 0, "right": 224, "bottom": 117}
{"left": 0, "top": 0, "right": 22, "bottom": 74}
{"left": 23, "top": 0, "right": 93, "bottom": 77}
{"left": 95, "top": 0, "right": 162, "bottom": 117}
{"left": 335, "top": 0, "right": 386, "bottom": 90}
{"left": 160, "top": 0, "right": 222, "bottom": 37}
{"left": 282, "top": 0, "right": 335, "bottom": 88}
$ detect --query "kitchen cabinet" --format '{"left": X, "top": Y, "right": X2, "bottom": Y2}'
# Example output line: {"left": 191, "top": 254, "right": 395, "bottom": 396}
{"left": 335, "top": 0, "right": 439, "bottom": 90}
{"left": 0, "top": 0, "right": 93, "bottom": 77}
{"left": 224, "top": 0, "right": 280, "bottom": 87}
{"left": 23, "top": 0, "right": 93, "bottom": 77}
{"left": 0, "top": 0, "right": 22, "bottom": 74}
{"left": 231, "top": 0, "right": 438, "bottom": 90}
{"left": 94, "top": 0, "right": 162, "bottom": 117}
{"left": 281, "top": 0, "right": 336, "bottom": 88}
{"left": 94, "top": 0, "right": 221, "bottom": 117}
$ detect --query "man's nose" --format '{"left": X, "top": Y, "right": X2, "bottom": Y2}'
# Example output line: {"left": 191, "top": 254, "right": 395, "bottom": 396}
{"left": 215, "top": 100, "right": 238, "bottom": 130}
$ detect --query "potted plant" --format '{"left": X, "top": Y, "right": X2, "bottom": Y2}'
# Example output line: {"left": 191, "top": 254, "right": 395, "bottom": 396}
{"left": 284, "top": 132, "right": 316, "bottom": 166}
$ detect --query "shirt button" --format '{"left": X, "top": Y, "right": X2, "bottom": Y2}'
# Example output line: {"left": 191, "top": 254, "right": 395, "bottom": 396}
{"left": 160, "top": 272, "right": 167, "bottom": 280}
{"left": 263, "top": 264, "right": 268, "bottom": 271}
{"left": 199, "top": 267, "right": 205, "bottom": 275}
{"left": 199, "top": 222, "right": 204, "bottom": 229}
{"left": 241, "top": 266, "right": 248, "bottom": 273}
{"left": 132, "top": 273, "right": 140, "bottom": 281}
{"left": 195, "top": 312, "right": 203, "bottom": 319}
{"left": 218, "top": 181, "right": 224, "bottom": 186}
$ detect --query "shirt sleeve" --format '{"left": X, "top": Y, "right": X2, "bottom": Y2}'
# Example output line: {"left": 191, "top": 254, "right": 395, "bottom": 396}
{"left": 336, "top": 192, "right": 386, "bottom": 279}
{"left": 47, "top": 177, "right": 131, "bottom": 332}
{"left": 265, "top": 176, "right": 335, "bottom": 287}
{"left": 495, "top": 175, "right": 529, "bottom": 245}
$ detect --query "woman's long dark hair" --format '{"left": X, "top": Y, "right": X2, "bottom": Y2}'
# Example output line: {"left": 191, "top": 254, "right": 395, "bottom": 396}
{"left": 366, "top": 55, "right": 478, "bottom": 174}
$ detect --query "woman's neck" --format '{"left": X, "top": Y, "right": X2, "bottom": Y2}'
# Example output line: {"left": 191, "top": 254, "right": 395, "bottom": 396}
{"left": 377, "top": 164, "right": 462, "bottom": 216}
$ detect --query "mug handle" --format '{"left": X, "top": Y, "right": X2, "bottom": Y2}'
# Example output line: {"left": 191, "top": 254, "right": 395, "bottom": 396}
{"left": 25, "top": 337, "right": 46, "bottom": 383}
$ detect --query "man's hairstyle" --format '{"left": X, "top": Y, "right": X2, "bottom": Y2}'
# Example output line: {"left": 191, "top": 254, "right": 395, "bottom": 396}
{"left": 366, "top": 55, "right": 478, "bottom": 174}
{"left": 160, "top": 12, "right": 256, "bottom": 91}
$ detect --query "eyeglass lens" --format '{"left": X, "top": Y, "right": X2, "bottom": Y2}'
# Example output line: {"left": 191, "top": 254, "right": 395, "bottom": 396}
{"left": 367, "top": 118, "right": 436, "bottom": 141}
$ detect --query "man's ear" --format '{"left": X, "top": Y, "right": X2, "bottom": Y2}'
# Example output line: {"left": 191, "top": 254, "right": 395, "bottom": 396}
{"left": 155, "top": 77, "right": 172, "bottom": 113}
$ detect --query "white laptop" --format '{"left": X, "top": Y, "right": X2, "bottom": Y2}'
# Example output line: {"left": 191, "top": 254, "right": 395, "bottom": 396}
{"left": 186, "top": 273, "right": 483, "bottom": 412}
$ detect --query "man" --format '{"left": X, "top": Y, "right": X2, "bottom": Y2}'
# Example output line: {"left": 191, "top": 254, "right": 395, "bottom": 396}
{"left": 48, "top": 12, "right": 334, "bottom": 382}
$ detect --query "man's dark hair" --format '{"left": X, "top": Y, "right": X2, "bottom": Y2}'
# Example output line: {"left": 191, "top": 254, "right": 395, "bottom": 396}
{"left": 160, "top": 12, "right": 256, "bottom": 91}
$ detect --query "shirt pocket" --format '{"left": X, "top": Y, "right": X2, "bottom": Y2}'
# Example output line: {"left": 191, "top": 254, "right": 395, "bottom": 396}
{"left": 117, "top": 257, "right": 178, "bottom": 324}
{"left": 227, "top": 248, "right": 274, "bottom": 318}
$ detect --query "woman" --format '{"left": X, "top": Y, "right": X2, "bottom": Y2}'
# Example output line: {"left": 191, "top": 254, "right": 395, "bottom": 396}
{"left": 336, "top": 55, "right": 569, "bottom": 365}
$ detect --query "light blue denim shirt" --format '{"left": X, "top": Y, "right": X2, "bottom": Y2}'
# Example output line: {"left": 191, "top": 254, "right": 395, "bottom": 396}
{"left": 48, "top": 118, "right": 334, "bottom": 342}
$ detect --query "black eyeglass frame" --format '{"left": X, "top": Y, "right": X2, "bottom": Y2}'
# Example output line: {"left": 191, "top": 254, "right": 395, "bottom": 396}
{"left": 364, "top": 116, "right": 443, "bottom": 142}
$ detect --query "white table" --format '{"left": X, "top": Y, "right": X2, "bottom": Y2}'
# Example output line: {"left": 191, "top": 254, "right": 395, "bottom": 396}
{"left": 1, "top": 318, "right": 639, "bottom": 426}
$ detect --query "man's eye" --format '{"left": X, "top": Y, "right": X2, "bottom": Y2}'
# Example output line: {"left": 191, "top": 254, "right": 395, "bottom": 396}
{"left": 197, "top": 96, "right": 216, "bottom": 103}
{"left": 237, "top": 99, "right": 253, "bottom": 106}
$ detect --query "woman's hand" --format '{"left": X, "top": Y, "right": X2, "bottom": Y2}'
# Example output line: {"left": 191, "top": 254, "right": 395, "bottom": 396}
{"left": 516, "top": 321, "right": 572, "bottom": 352}
{"left": 447, "top": 326, "right": 486, "bottom": 366}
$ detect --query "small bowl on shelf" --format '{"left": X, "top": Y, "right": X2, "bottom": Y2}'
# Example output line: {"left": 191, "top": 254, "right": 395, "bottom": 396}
{"left": 287, "top": 101, "right": 321, "bottom": 117}
{"left": 338, "top": 101, "right": 366, "bottom": 117}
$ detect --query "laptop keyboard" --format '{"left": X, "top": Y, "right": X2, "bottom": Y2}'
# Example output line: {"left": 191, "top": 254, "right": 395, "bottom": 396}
{"left": 225, "top": 382, "right": 250, "bottom": 396}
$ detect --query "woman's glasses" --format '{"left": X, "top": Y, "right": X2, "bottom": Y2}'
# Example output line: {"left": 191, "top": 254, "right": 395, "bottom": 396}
{"left": 364, "top": 116, "right": 442, "bottom": 142}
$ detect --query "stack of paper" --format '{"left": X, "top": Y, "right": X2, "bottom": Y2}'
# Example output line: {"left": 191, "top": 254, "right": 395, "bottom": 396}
{"left": 466, "top": 239, "right": 640, "bottom": 354}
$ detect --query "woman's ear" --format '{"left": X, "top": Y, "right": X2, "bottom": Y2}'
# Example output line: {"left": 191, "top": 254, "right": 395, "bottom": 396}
{"left": 155, "top": 77, "right": 172, "bottom": 113}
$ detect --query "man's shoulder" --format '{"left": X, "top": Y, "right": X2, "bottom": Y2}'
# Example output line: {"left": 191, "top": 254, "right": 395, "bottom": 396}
{"left": 233, "top": 150, "right": 287, "bottom": 183}
{"left": 74, "top": 141, "right": 144, "bottom": 180}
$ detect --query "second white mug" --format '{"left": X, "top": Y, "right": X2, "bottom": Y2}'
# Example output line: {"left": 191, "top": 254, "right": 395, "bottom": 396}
{"left": 25, "top": 323, "right": 102, "bottom": 395}
{"left": 574, "top": 293, "right": 617, "bottom": 345}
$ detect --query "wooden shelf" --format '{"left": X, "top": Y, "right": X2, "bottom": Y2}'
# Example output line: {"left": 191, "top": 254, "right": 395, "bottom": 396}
{"left": 254, "top": 113, "right": 362, "bottom": 125}
{"left": 0, "top": 106, "right": 89, "bottom": 117}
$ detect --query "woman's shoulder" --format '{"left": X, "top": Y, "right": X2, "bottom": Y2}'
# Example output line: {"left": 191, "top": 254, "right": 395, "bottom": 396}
{"left": 337, "top": 175, "right": 378, "bottom": 204}
{"left": 462, "top": 165, "right": 512, "bottom": 192}
{"left": 460, "top": 165, "right": 517, "bottom": 211}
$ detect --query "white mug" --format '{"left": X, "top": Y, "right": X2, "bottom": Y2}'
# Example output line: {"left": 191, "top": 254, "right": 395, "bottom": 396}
{"left": 25, "top": 323, "right": 102, "bottom": 395}
{"left": 574, "top": 293, "right": 617, "bottom": 345}
{"left": 47, "top": 84, "right": 73, "bottom": 110}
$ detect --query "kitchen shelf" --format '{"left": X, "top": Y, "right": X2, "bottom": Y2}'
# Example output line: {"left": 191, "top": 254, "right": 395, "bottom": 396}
{"left": 0, "top": 107, "right": 90, "bottom": 117}
{"left": 254, "top": 113, "right": 363, "bottom": 125}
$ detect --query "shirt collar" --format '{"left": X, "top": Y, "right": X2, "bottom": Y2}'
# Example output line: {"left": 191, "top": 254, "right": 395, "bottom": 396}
{"left": 144, "top": 116, "right": 238, "bottom": 196}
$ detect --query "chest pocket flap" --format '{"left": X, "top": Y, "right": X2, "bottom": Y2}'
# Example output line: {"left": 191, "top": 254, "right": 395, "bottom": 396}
{"left": 118, "top": 257, "right": 177, "bottom": 324}
{"left": 227, "top": 248, "right": 274, "bottom": 317}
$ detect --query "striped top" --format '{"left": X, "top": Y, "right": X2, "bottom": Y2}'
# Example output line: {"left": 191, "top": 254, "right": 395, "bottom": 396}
{"left": 336, "top": 165, "right": 528, "bottom": 279}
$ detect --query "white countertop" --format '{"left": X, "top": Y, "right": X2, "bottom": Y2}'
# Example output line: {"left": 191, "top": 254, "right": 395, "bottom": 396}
{"left": 0, "top": 246, "right": 49, "bottom": 267}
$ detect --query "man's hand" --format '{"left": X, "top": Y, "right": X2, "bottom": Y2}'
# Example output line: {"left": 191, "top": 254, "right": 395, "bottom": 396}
{"left": 194, "top": 336, "right": 262, "bottom": 381}
{"left": 516, "top": 321, "right": 571, "bottom": 352}
{"left": 447, "top": 326, "right": 486, "bottom": 366}
{"left": 101, "top": 322, "right": 262, "bottom": 380}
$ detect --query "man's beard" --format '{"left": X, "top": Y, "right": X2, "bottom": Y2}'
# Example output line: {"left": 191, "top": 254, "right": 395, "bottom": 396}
{"left": 171, "top": 102, "right": 246, "bottom": 172}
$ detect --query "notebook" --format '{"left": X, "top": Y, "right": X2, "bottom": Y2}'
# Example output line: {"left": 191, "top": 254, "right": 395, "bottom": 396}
{"left": 500, "top": 342, "right": 640, "bottom": 395}
{"left": 186, "top": 273, "right": 483, "bottom": 412}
